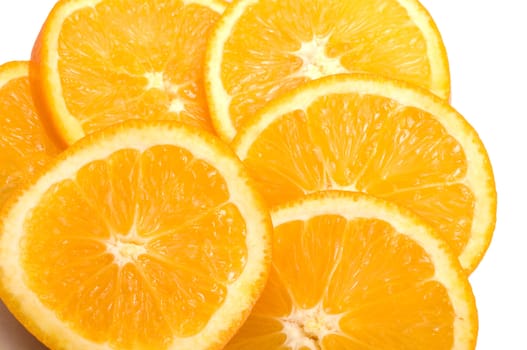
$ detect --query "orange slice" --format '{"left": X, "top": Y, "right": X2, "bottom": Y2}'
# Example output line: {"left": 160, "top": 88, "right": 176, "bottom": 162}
{"left": 0, "top": 121, "right": 272, "bottom": 350}
{"left": 233, "top": 74, "right": 496, "bottom": 273}
{"left": 30, "top": 0, "right": 225, "bottom": 146}
{"left": 226, "top": 191, "right": 478, "bottom": 349}
{"left": 0, "top": 61, "right": 62, "bottom": 206}
{"left": 206, "top": 0, "right": 450, "bottom": 141}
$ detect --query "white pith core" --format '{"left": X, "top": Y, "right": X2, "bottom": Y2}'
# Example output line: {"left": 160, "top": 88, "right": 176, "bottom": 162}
{"left": 280, "top": 304, "right": 342, "bottom": 349}
{"left": 169, "top": 99, "right": 186, "bottom": 113}
{"left": 106, "top": 234, "right": 147, "bottom": 267}
{"left": 144, "top": 71, "right": 187, "bottom": 113}
{"left": 293, "top": 36, "right": 348, "bottom": 80}
{"left": 145, "top": 71, "right": 165, "bottom": 90}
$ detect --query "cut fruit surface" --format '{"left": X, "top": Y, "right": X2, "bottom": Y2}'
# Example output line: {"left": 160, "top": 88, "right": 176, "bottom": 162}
{"left": 0, "top": 121, "right": 272, "bottom": 350}
{"left": 226, "top": 191, "right": 478, "bottom": 350}
{"left": 206, "top": 0, "right": 450, "bottom": 141}
{"left": 233, "top": 74, "right": 496, "bottom": 272}
{"left": 30, "top": 0, "right": 225, "bottom": 145}
{"left": 0, "top": 61, "right": 61, "bottom": 206}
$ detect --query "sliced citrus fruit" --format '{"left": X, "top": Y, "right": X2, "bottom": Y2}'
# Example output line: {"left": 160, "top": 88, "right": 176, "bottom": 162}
{"left": 233, "top": 74, "right": 496, "bottom": 273}
{"left": 30, "top": 0, "right": 225, "bottom": 146}
{"left": 0, "top": 60, "right": 62, "bottom": 206}
{"left": 206, "top": 0, "right": 450, "bottom": 141}
{"left": 226, "top": 191, "right": 478, "bottom": 349}
{"left": 0, "top": 121, "right": 272, "bottom": 350}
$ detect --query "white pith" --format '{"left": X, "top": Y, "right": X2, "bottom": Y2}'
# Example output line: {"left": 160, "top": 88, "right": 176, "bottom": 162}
{"left": 292, "top": 36, "right": 348, "bottom": 80}
{"left": 280, "top": 303, "right": 342, "bottom": 349}
{"left": 144, "top": 71, "right": 188, "bottom": 114}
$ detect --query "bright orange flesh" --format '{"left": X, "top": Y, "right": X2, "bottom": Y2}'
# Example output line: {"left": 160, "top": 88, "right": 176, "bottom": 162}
{"left": 226, "top": 191, "right": 478, "bottom": 349}
{"left": 31, "top": 0, "right": 225, "bottom": 145}
{"left": 234, "top": 74, "right": 496, "bottom": 272}
{"left": 23, "top": 147, "right": 244, "bottom": 347}
{"left": 0, "top": 61, "right": 61, "bottom": 205}
{"left": 242, "top": 94, "right": 471, "bottom": 253}
{"left": 206, "top": 0, "right": 449, "bottom": 140}
{"left": 0, "top": 121, "right": 272, "bottom": 350}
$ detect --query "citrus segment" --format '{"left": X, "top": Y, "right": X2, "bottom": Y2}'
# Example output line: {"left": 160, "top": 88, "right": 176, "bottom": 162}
{"left": 233, "top": 74, "right": 496, "bottom": 272}
{"left": 0, "top": 121, "right": 272, "bottom": 350}
{"left": 0, "top": 61, "right": 62, "bottom": 206}
{"left": 30, "top": 0, "right": 225, "bottom": 145}
{"left": 226, "top": 191, "right": 478, "bottom": 349}
{"left": 206, "top": 0, "right": 449, "bottom": 141}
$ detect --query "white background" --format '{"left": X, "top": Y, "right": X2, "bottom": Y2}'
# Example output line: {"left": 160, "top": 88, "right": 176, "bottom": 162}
{"left": 0, "top": 1, "right": 525, "bottom": 349}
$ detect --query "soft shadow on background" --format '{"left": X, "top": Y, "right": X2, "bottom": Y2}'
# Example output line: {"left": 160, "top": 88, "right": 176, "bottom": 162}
{"left": 1, "top": 301, "right": 48, "bottom": 349}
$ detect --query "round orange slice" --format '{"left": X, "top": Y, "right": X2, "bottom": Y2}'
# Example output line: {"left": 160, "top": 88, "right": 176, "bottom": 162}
{"left": 0, "top": 120, "right": 272, "bottom": 349}
{"left": 226, "top": 191, "right": 478, "bottom": 349}
{"left": 233, "top": 74, "right": 496, "bottom": 273}
{"left": 30, "top": 0, "right": 225, "bottom": 146}
{"left": 206, "top": 0, "right": 450, "bottom": 141}
{"left": 0, "top": 61, "right": 62, "bottom": 206}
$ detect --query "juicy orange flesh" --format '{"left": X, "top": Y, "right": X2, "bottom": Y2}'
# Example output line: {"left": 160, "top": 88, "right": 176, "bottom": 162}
{"left": 58, "top": 1, "right": 220, "bottom": 133}
{"left": 227, "top": 215, "right": 455, "bottom": 349}
{"left": 222, "top": 0, "right": 431, "bottom": 130}
{"left": 21, "top": 146, "right": 248, "bottom": 348}
{"left": 243, "top": 92, "right": 474, "bottom": 255}
{"left": 0, "top": 75, "right": 60, "bottom": 204}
